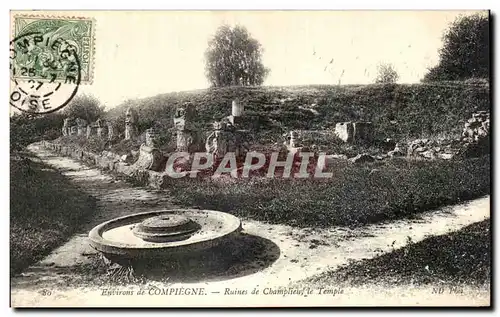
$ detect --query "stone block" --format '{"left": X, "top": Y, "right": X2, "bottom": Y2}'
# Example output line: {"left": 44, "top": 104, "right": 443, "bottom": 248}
{"left": 335, "top": 122, "right": 354, "bottom": 143}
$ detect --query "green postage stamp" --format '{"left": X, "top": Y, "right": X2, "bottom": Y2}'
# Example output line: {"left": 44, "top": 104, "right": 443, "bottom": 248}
{"left": 11, "top": 15, "right": 95, "bottom": 84}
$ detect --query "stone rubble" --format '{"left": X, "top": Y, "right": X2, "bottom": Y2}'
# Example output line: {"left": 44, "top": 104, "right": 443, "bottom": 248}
{"left": 56, "top": 102, "right": 490, "bottom": 171}
{"left": 405, "top": 111, "right": 490, "bottom": 160}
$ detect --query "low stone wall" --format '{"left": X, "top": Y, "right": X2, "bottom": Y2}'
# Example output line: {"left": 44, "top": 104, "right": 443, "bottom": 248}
{"left": 39, "top": 141, "right": 167, "bottom": 189}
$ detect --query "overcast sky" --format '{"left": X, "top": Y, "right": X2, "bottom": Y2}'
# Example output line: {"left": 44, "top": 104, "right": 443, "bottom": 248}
{"left": 69, "top": 10, "right": 484, "bottom": 108}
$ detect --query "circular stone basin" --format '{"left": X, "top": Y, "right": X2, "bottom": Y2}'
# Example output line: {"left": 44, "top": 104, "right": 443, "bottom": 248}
{"left": 133, "top": 214, "right": 201, "bottom": 242}
{"left": 88, "top": 209, "right": 242, "bottom": 258}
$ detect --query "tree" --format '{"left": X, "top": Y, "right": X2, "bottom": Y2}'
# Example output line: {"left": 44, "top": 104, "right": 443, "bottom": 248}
{"left": 63, "top": 94, "right": 105, "bottom": 122}
{"left": 205, "top": 24, "right": 270, "bottom": 87}
{"left": 423, "top": 13, "right": 489, "bottom": 82}
{"left": 10, "top": 112, "right": 65, "bottom": 151}
{"left": 374, "top": 62, "right": 399, "bottom": 84}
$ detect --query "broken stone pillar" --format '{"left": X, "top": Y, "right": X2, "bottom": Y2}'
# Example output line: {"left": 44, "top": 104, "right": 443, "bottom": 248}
{"left": 232, "top": 100, "right": 244, "bottom": 117}
{"left": 335, "top": 122, "right": 354, "bottom": 143}
{"left": 77, "top": 126, "right": 85, "bottom": 137}
{"left": 107, "top": 121, "right": 115, "bottom": 141}
{"left": 335, "top": 121, "right": 373, "bottom": 143}
{"left": 206, "top": 121, "right": 230, "bottom": 158}
{"left": 229, "top": 99, "right": 245, "bottom": 126}
{"left": 124, "top": 107, "right": 138, "bottom": 140}
{"left": 282, "top": 130, "right": 304, "bottom": 154}
{"left": 96, "top": 119, "right": 106, "bottom": 139}
{"left": 132, "top": 128, "right": 164, "bottom": 171}
{"left": 75, "top": 118, "right": 88, "bottom": 136}
{"left": 206, "top": 120, "right": 249, "bottom": 159}
{"left": 86, "top": 125, "right": 95, "bottom": 139}
{"left": 289, "top": 131, "right": 299, "bottom": 148}
{"left": 62, "top": 117, "right": 74, "bottom": 136}
{"left": 174, "top": 103, "right": 202, "bottom": 152}
{"left": 145, "top": 127, "right": 159, "bottom": 148}
{"left": 70, "top": 126, "right": 78, "bottom": 136}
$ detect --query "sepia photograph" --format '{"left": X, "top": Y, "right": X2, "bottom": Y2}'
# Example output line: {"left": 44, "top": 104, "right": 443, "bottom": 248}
{"left": 9, "top": 9, "right": 491, "bottom": 307}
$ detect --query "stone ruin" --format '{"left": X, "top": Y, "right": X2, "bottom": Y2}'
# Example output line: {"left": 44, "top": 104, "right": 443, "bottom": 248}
{"left": 205, "top": 119, "right": 249, "bottom": 159}
{"left": 125, "top": 107, "right": 139, "bottom": 140}
{"left": 283, "top": 131, "right": 303, "bottom": 154}
{"left": 132, "top": 127, "right": 164, "bottom": 171}
{"left": 88, "top": 209, "right": 242, "bottom": 262}
{"left": 224, "top": 99, "right": 259, "bottom": 131}
{"left": 387, "top": 142, "right": 405, "bottom": 158}
{"left": 107, "top": 121, "right": 115, "bottom": 141}
{"left": 173, "top": 103, "right": 203, "bottom": 153}
{"left": 282, "top": 130, "right": 340, "bottom": 154}
{"left": 204, "top": 100, "right": 251, "bottom": 159}
{"left": 62, "top": 117, "right": 82, "bottom": 137}
{"left": 62, "top": 118, "right": 75, "bottom": 136}
{"left": 96, "top": 119, "right": 106, "bottom": 139}
{"left": 406, "top": 138, "right": 458, "bottom": 160}
{"left": 229, "top": 99, "right": 244, "bottom": 126}
{"left": 61, "top": 117, "right": 116, "bottom": 142}
{"left": 335, "top": 121, "right": 374, "bottom": 143}
{"left": 460, "top": 111, "right": 490, "bottom": 157}
{"left": 86, "top": 124, "right": 97, "bottom": 139}
{"left": 75, "top": 118, "right": 88, "bottom": 136}
{"left": 406, "top": 111, "right": 490, "bottom": 160}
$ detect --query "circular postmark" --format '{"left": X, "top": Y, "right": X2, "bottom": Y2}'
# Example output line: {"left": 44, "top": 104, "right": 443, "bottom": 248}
{"left": 9, "top": 31, "right": 81, "bottom": 114}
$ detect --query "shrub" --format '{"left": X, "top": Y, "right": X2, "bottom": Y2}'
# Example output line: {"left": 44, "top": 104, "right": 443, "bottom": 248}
{"left": 375, "top": 63, "right": 399, "bottom": 84}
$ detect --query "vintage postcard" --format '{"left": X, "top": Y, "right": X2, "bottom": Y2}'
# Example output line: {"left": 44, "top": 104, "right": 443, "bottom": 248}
{"left": 9, "top": 10, "right": 491, "bottom": 308}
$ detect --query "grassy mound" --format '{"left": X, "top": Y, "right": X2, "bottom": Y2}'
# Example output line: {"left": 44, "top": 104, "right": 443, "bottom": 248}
{"left": 306, "top": 219, "right": 491, "bottom": 286}
{"left": 104, "top": 82, "right": 490, "bottom": 147}
{"left": 165, "top": 155, "right": 490, "bottom": 228}
{"left": 10, "top": 153, "right": 97, "bottom": 275}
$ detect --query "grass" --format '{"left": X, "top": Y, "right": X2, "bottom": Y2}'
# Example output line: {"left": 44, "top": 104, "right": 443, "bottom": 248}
{"left": 165, "top": 155, "right": 490, "bottom": 228}
{"left": 10, "top": 152, "right": 97, "bottom": 276}
{"left": 104, "top": 82, "right": 490, "bottom": 146}
{"left": 45, "top": 82, "right": 490, "bottom": 160}
{"left": 305, "top": 219, "right": 491, "bottom": 286}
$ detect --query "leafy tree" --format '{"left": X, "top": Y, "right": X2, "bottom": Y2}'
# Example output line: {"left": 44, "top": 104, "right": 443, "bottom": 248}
{"left": 375, "top": 62, "right": 399, "bottom": 84}
{"left": 10, "top": 112, "right": 64, "bottom": 152}
{"left": 205, "top": 24, "right": 270, "bottom": 87}
{"left": 63, "top": 94, "right": 105, "bottom": 123}
{"left": 423, "top": 13, "right": 489, "bottom": 82}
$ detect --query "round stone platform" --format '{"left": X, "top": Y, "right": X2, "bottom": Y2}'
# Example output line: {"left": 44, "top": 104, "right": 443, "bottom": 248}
{"left": 132, "top": 214, "right": 201, "bottom": 242}
{"left": 88, "top": 209, "right": 242, "bottom": 259}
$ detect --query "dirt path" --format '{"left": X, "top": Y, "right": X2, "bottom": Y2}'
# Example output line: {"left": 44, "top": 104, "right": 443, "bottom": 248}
{"left": 10, "top": 144, "right": 490, "bottom": 307}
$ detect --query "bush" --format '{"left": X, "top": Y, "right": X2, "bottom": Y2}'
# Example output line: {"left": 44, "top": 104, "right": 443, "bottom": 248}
{"left": 375, "top": 63, "right": 399, "bottom": 84}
